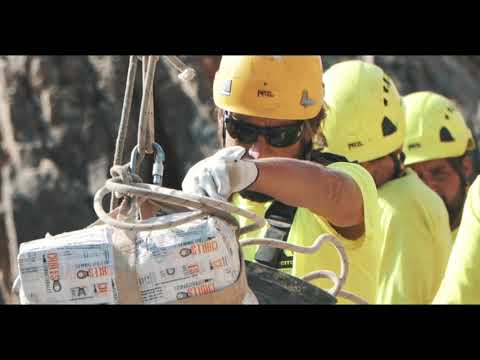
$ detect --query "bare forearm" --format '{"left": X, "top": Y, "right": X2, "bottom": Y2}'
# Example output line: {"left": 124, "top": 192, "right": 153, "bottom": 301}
{"left": 248, "top": 158, "right": 364, "bottom": 227}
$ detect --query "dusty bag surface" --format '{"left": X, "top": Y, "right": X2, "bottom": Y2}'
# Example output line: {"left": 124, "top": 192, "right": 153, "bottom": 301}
{"left": 135, "top": 215, "right": 243, "bottom": 304}
{"left": 17, "top": 214, "right": 251, "bottom": 304}
{"left": 18, "top": 226, "right": 118, "bottom": 304}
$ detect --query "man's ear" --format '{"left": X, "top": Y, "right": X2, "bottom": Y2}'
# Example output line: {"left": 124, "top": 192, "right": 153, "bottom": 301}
{"left": 462, "top": 154, "right": 474, "bottom": 180}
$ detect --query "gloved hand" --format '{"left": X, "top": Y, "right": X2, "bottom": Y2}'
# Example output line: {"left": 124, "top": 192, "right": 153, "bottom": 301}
{"left": 182, "top": 146, "right": 259, "bottom": 201}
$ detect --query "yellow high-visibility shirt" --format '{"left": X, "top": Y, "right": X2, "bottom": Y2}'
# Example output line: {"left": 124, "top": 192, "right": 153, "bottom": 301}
{"left": 290, "top": 163, "right": 380, "bottom": 304}
{"left": 451, "top": 228, "right": 459, "bottom": 244}
{"left": 376, "top": 169, "right": 452, "bottom": 304}
{"left": 433, "top": 175, "right": 480, "bottom": 304}
{"left": 233, "top": 162, "right": 380, "bottom": 304}
{"left": 231, "top": 194, "right": 272, "bottom": 262}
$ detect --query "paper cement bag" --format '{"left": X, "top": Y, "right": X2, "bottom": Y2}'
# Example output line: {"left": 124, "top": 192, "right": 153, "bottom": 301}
{"left": 17, "top": 214, "right": 252, "bottom": 304}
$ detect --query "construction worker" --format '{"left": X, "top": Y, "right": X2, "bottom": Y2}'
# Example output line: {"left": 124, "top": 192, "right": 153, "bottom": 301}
{"left": 318, "top": 60, "right": 452, "bottom": 304}
{"left": 433, "top": 175, "right": 480, "bottom": 304}
{"left": 403, "top": 92, "right": 476, "bottom": 241}
{"left": 182, "top": 56, "right": 381, "bottom": 304}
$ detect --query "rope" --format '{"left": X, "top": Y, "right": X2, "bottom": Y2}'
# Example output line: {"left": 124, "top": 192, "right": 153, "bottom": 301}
{"left": 240, "top": 234, "right": 348, "bottom": 297}
{"left": 239, "top": 234, "right": 368, "bottom": 304}
{"left": 110, "top": 164, "right": 142, "bottom": 186}
{"left": 141, "top": 56, "right": 155, "bottom": 156}
{"left": 94, "top": 176, "right": 266, "bottom": 234}
{"left": 337, "top": 290, "right": 369, "bottom": 305}
{"left": 136, "top": 56, "right": 159, "bottom": 158}
{"left": 111, "top": 57, "right": 138, "bottom": 172}
{"left": 162, "top": 56, "right": 196, "bottom": 81}
{"left": 110, "top": 56, "right": 138, "bottom": 211}
{"left": 109, "top": 55, "right": 196, "bottom": 202}
{"left": 99, "top": 55, "right": 367, "bottom": 305}
{"left": 301, "top": 270, "right": 341, "bottom": 296}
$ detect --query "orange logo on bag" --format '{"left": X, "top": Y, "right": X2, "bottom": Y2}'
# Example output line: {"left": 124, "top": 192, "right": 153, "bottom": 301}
{"left": 187, "top": 281, "right": 216, "bottom": 297}
{"left": 191, "top": 240, "right": 218, "bottom": 256}
{"left": 47, "top": 252, "right": 60, "bottom": 281}
{"left": 88, "top": 265, "right": 109, "bottom": 278}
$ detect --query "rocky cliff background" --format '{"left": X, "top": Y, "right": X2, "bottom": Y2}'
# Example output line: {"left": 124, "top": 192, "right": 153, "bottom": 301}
{"left": 1, "top": 55, "right": 479, "bottom": 303}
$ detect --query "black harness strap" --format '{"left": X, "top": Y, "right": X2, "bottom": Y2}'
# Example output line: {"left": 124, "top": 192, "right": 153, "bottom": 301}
{"left": 254, "top": 200, "right": 297, "bottom": 270}
{"left": 253, "top": 150, "right": 350, "bottom": 271}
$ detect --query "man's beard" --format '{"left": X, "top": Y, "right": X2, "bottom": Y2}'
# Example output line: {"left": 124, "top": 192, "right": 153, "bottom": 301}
{"left": 443, "top": 185, "right": 467, "bottom": 230}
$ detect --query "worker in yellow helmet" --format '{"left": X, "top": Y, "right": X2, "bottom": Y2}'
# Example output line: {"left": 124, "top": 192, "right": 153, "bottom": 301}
{"left": 318, "top": 60, "right": 452, "bottom": 304}
{"left": 182, "top": 56, "right": 381, "bottom": 304}
{"left": 403, "top": 92, "right": 476, "bottom": 241}
{"left": 433, "top": 175, "right": 480, "bottom": 304}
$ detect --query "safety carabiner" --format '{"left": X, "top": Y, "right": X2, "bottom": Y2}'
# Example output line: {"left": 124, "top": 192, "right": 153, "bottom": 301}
{"left": 151, "top": 143, "right": 165, "bottom": 185}
{"left": 129, "top": 144, "right": 144, "bottom": 177}
{"left": 130, "top": 142, "right": 165, "bottom": 185}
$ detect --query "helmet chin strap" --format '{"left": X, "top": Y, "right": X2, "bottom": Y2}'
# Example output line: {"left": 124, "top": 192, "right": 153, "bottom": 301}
{"left": 389, "top": 152, "right": 405, "bottom": 180}
{"left": 222, "top": 114, "right": 227, "bottom": 147}
{"left": 389, "top": 153, "right": 403, "bottom": 179}
{"left": 303, "top": 140, "right": 313, "bottom": 161}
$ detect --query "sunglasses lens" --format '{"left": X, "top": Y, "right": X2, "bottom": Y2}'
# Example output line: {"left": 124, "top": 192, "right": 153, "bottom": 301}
{"left": 267, "top": 124, "right": 304, "bottom": 147}
{"left": 225, "top": 113, "right": 304, "bottom": 148}
{"left": 225, "top": 117, "right": 258, "bottom": 144}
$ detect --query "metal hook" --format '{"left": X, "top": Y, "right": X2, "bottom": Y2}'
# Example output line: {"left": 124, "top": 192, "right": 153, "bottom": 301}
{"left": 130, "top": 142, "right": 165, "bottom": 185}
{"left": 130, "top": 144, "right": 143, "bottom": 177}
{"left": 152, "top": 143, "right": 165, "bottom": 185}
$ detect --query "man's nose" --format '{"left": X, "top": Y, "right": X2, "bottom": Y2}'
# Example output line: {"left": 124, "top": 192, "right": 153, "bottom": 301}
{"left": 248, "top": 135, "right": 272, "bottom": 159}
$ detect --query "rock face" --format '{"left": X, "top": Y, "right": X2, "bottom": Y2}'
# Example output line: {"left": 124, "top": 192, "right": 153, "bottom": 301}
{"left": 0, "top": 55, "right": 480, "bottom": 295}
{"left": 0, "top": 55, "right": 220, "bottom": 293}
{"left": 0, "top": 56, "right": 218, "bottom": 240}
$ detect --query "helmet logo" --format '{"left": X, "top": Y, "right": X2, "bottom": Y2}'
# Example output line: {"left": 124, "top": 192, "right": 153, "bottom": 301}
{"left": 257, "top": 89, "right": 274, "bottom": 97}
{"left": 300, "top": 90, "right": 316, "bottom": 108}
{"left": 348, "top": 141, "right": 364, "bottom": 150}
{"left": 440, "top": 127, "right": 455, "bottom": 142}
{"left": 221, "top": 80, "right": 232, "bottom": 96}
{"left": 382, "top": 116, "right": 397, "bottom": 136}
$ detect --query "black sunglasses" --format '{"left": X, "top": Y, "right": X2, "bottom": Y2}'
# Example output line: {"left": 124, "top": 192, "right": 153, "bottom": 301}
{"left": 224, "top": 112, "right": 305, "bottom": 148}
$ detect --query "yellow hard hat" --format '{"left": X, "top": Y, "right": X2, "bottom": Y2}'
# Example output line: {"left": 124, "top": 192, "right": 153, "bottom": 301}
{"left": 319, "top": 60, "right": 406, "bottom": 162}
{"left": 213, "top": 56, "right": 324, "bottom": 121}
{"left": 403, "top": 91, "right": 475, "bottom": 166}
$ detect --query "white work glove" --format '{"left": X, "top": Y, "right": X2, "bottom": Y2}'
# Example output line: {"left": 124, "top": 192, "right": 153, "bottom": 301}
{"left": 182, "top": 146, "right": 259, "bottom": 201}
